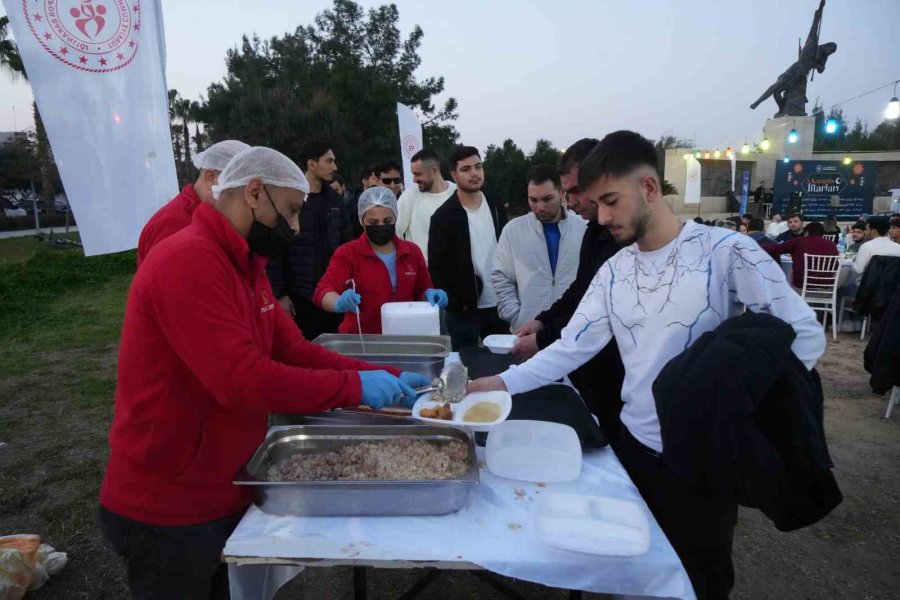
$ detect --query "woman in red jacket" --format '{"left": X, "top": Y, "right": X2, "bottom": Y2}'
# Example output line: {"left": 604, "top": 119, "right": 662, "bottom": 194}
{"left": 315, "top": 186, "right": 448, "bottom": 333}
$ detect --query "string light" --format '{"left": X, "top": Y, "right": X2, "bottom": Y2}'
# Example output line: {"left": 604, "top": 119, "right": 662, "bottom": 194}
{"left": 843, "top": 156, "right": 852, "bottom": 165}
{"left": 741, "top": 142, "right": 750, "bottom": 154}
{"left": 788, "top": 129, "right": 799, "bottom": 144}
{"left": 886, "top": 82, "right": 900, "bottom": 119}
{"left": 714, "top": 149, "right": 721, "bottom": 159}
{"left": 760, "top": 137, "right": 771, "bottom": 151}
{"left": 695, "top": 151, "right": 702, "bottom": 159}
{"left": 783, "top": 156, "right": 790, "bottom": 163}
{"left": 825, "top": 118, "right": 839, "bottom": 134}
{"left": 704, "top": 151, "right": 710, "bottom": 159}
{"left": 725, "top": 147, "right": 733, "bottom": 158}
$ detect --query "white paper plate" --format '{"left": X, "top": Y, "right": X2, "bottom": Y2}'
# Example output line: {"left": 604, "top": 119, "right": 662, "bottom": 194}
{"left": 483, "top": 334, "right": 517, "bottom": 354}
{"left": 411, "top": 390, "right": 512, "bottom": 432}
{"left": 532, "top": 493, "right": 650, "bottom": 556}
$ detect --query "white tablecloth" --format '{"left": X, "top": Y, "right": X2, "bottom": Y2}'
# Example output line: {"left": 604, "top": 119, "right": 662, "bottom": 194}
{"left": 779, "top": 256, "right": 853, "bottom": 288}
{"left": 224, "top": 442, "right": 695, "bottom": 600}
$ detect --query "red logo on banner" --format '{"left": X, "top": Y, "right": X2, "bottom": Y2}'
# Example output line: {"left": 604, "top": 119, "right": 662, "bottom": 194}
{"left": 23, "top": 0, "right": 140, "bottom": 73}
{"left": 401, "top": 135, "right": 421, "bottom": 157}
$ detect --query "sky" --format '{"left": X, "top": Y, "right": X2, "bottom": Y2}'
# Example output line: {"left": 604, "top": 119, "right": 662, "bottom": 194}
{"left": 1, "top": 0, "right": 898, "bottom": 154}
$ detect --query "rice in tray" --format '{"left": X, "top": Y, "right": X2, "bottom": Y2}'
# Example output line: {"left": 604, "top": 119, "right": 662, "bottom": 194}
{"left": 269, "top": 438, "right": 468, "bottom": 481}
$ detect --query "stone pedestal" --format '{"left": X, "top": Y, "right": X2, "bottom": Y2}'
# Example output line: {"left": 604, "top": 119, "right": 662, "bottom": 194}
{"left": 763, "top": 115, "right": 815, "bottom": 158}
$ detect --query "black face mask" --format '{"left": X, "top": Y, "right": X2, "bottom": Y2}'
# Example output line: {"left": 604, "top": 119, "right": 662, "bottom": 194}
{"left": 247, "top": 186, "right": 295, "bottom": 257}
{"left": 365, "top": 223, "right": 395, "bottom": 247}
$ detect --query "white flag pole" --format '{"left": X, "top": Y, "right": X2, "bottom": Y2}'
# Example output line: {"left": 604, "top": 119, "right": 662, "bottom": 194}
{"left": 2, "top": 0, "right": 178, "bottom": 255}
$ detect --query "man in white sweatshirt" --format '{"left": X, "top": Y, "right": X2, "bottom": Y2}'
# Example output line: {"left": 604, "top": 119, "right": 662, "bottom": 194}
{"left": 470, "top": 131, "right": 825, "bottom": 600}
{"left": 396, "top": 149, "right": 456, "bottom": 262}
{"left": 492, "top": 164, "right": 586, "bottom": 331}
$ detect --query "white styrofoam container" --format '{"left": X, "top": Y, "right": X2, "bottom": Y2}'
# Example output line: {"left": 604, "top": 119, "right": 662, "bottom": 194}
{"left": 381, "top": 301, "right": 440, "bottom": 336}
{"left": 412, "top": 390, "right": 512, "bottom": 433}
{"left": 531, "top": 493, "right": 650, "bottom": 556}
{"left": 483, "top": 334, "right": 517, "bottom": 354}
{"left": 485, "top": 420, "right": 581, "bottom": 483}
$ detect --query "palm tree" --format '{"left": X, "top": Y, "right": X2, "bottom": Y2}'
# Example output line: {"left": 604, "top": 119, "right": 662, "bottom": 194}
{"left": 1, "top": 15, "right": 56, "bottom": 215}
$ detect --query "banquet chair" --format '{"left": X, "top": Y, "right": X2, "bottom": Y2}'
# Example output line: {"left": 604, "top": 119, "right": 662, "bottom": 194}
{"left": 838, "top": 296, "right": 869, "bottom": 340}
{"left": 822, "top": 234, "right": 839, "bottom": 243}
{"left": 801, "top": 254, "right": 842, "bottom": 340}
{"left": 886, "top": 387, "right": 900, "bottom": 419}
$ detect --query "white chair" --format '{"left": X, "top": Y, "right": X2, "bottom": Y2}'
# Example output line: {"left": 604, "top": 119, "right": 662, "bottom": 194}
{"left": 800, "top": 254, "right": 842, "bottom": 340}
{"left": 837, "top": 295, "right": 869, "bottom": 340}
{"left": 822, "top": 233, "right": 839, "bottom": 243}
{"left": 886, "top": 387, "right": 900, "bottom": 419}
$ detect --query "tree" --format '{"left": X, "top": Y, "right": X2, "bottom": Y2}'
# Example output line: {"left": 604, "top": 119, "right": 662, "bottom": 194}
{"left": 482, "top": 138, "right": 562, "bottom": 216}
{"left": 812, "top": 100, "right": 900, "bottom": 152}
{"left": 0, "top": 15, "right": 58, "bottom": 213}
{"left": 201, "top": 0, "right": 458, "bottom": 186}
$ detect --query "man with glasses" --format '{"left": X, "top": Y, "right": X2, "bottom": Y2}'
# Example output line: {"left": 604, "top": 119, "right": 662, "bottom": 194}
{"left": 377, "top": 160, "right": 404, "bottom": 198}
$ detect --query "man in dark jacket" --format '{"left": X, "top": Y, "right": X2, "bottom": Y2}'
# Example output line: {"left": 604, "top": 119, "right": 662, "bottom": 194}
{"left": 266, "top": 140, "right": 354, "bottom": 340}
{"left": 511, "top": 139, "right": 625, "bottom": 441}
{"left": 428, "top": 146, "right": 508, "bottom": 350}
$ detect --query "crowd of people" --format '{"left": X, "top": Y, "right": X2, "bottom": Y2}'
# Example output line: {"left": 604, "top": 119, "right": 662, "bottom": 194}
{"left": 100, "top": 130, "right": 878, "bottom": 600}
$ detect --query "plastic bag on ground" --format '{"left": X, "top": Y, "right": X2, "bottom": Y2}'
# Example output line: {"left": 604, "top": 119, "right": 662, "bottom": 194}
{"left": 29, "top": 544, "right": 67, "bottom": 590}
{"left": 0, "top": 534, "right": 39, "bottom": 600}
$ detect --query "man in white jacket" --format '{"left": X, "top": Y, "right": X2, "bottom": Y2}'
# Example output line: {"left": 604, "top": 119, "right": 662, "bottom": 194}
{"left": 470, "top": 131, "right": 825, "bottom": 600}
{"left": 492, "top": 164, "right": 586, "bottom": 331}
{"left": 396, "top": 149, "right": 456, "bottom": 262}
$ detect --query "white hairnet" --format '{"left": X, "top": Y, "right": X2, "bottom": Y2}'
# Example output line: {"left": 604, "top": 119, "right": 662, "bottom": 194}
{"left": 357, "top": 186, "right": 398, "bottom": 221}
{"left": 212, "top": 147, "right": 310, "bottom": 199}
{"left": 192, "top": 140, "right": 250, "bottom": 171}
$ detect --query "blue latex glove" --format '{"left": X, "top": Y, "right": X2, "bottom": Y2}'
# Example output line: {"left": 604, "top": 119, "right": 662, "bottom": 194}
{"left": 424, "top": 288, "right": 448, "bottom": 308}
{"left": 334, "top": 289, "right": 361, "bottom": 313}
{"left": 358, "top": 370, "right": 416, "bottom": 411}
{"left": 399, "top": 371, "right": 430, "bottom": 407}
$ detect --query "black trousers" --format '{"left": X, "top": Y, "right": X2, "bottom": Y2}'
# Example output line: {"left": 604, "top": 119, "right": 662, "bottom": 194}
{"left": 616, "top": 429, "right": 738, "bottom": 600}
{"left": 98, "top": 505, "right": 243, "bottom": 600}
{"left": 446, "top": 307, "right": 508, "bottom": 351}
{"left": 292, "top": 295, "right": 342, "bottom": 341}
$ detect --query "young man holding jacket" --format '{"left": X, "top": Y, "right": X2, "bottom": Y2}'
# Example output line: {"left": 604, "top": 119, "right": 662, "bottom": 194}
{"left": 428, "top": 145, "right": 508, "bottom": 350}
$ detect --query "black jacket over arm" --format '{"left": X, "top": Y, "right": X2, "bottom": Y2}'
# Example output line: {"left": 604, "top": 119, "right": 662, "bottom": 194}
{"left": 653, "top": 312, "right": 841, "bottom": 532}
{"left": 864, "top": 284, "right": 900, "bottom": 394}
{"left": 266, "top": 185, "right": 354, "bottom": 300}
{"left": 427, "top": 192, "right": 507, "bottom": 314}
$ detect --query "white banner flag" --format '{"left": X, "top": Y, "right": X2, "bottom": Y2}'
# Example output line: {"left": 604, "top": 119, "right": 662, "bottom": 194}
{"left": 396, "top": 102, "right": 422, "bottom": 189}
{"left": 730, "top": 149, "right": 737, "bottom": 192}
{"left": 2, "top": 0, "right": 177, "bottom": 256}
{"left": 684, "top": 156, "right": 701, "bottom": 205}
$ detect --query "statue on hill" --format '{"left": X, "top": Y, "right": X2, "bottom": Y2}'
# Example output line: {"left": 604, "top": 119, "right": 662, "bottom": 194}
{"left": 750, "top": 0, "right": 837, "bottom": 117}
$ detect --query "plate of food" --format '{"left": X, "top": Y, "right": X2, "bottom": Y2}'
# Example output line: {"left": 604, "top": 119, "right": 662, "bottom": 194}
{"left": 412, "top": 390, "right": 512, "bottom": 432}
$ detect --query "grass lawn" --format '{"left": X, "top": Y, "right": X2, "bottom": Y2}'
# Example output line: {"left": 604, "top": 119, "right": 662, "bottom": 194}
{"left": 0, "top": 236, "right": 897, "bottom": 599}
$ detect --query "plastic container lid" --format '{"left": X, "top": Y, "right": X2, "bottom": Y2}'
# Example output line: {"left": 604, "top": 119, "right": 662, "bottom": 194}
{"left": 485, "top": 420, "right": 581, "bottom": 482}
{"left": 381, "top": 302, "right": 439, "bottom": 336}
{"left": 531, "top": 493, "right": 650, "bottom": 556}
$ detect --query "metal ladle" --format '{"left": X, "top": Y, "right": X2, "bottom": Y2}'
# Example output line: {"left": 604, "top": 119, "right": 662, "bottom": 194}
{"left": 346, "top": 278, "right": 366, "bottom": 354}
{"left": 414, "top": 362, "right": 469, "bottom": 403}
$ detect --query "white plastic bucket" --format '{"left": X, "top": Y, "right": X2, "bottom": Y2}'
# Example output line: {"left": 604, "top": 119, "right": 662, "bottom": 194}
{"left": 380, "top": 301, "right": 440, "bottom": 336}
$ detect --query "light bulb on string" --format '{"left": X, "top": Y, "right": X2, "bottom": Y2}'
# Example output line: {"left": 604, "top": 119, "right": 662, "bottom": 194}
{"left": 843, "top": 156, "right": 852, "bottom": 165}
{"left": 887, "top": 97, "right": 900, "bottom": 120}
{"left": 788, "top": 129, "right": 798, "bottom": 144}
{"left": 725, "top": 147, "right": 733, "bottom": 158}
{"left": 825, "top": 118, "right": 839, "bottom": 134}
{"left": 714, "top": 149, "right": 721, "bottom": 159}
{"left": 695, "top": 151, "right": 702, "bottom": 159}
{"left": 741, "top": 142, "right": 750, "bottom": 154}
{"left": 760, "top": 138, "right": 770, "bottom": 151}
{"left": 783, "top": 156, "right": 790, "bottom": 163}
{"left": 704, "top": 151, "right": 710, "bottom": 159}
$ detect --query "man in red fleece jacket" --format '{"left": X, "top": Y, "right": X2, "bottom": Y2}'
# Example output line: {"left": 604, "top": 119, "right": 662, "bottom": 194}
{"left": 99, "top": 147, "right": 429, "bottom": 599}
{"left": 137, "top": 139, "right": 250, "bottom": 266}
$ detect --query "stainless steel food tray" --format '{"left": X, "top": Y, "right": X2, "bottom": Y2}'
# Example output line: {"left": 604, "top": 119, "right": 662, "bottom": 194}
{"left": 312, "top": 334, "right": 451, "bottom": 379}
{"left": 234, "top": 425, "right": 479, "bottom": 516}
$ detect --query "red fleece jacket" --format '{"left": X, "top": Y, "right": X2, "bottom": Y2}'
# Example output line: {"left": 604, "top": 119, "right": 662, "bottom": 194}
{"left": 137, "top": 184, "right": 202, "bottom": 267}
{"left": 101, "top": 203, "right": 399, "bottom": 526}
{"left": 314, "top": 234, "right": 433, "bottom": 334}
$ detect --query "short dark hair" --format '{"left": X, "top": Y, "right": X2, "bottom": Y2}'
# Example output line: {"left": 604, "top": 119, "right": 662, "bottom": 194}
{"left": 376, "top": 160, "right": 402, "bottom": 176}
{"left": 787, "top": 212, "right": 803, "bottom": 221}
{"left": 867, "top": 217, "right": 890, "bottom": 236}
{"left": 851, "top": 221, "right": 867, "bottom": 232}
{"left": 749, "top": 218, "right": 765, "bottom": 232}
{"left": 559, "top": 138, "right": 600, "bottom": 175}
{"left": 298, "top": 139, "right": 333, "bottom": 171}
{"left": 804, "top": 222, "right": 825, "bottom": 236}
{"left": 527, "top": 164, "right": 561, "bottom": 189}
{"left": 359, "top": 164, "right": 377, "bottom": 182}
{"left": 742, "top": 213, "right": 753, "bottom": 220}
{"left": 411, "top": 149, "right": 440, "bottom": 167}
{"left": 693, "top": 216, "right": 704, "bottom": 224}
{"left": 448, "top": 145, "right": 481, "bottom": 171}
{"left": 577, "top": 131, "right": 659, "bottom": 192}
{"left": 890, "top": 216, "right": 900, "bottom": 227}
